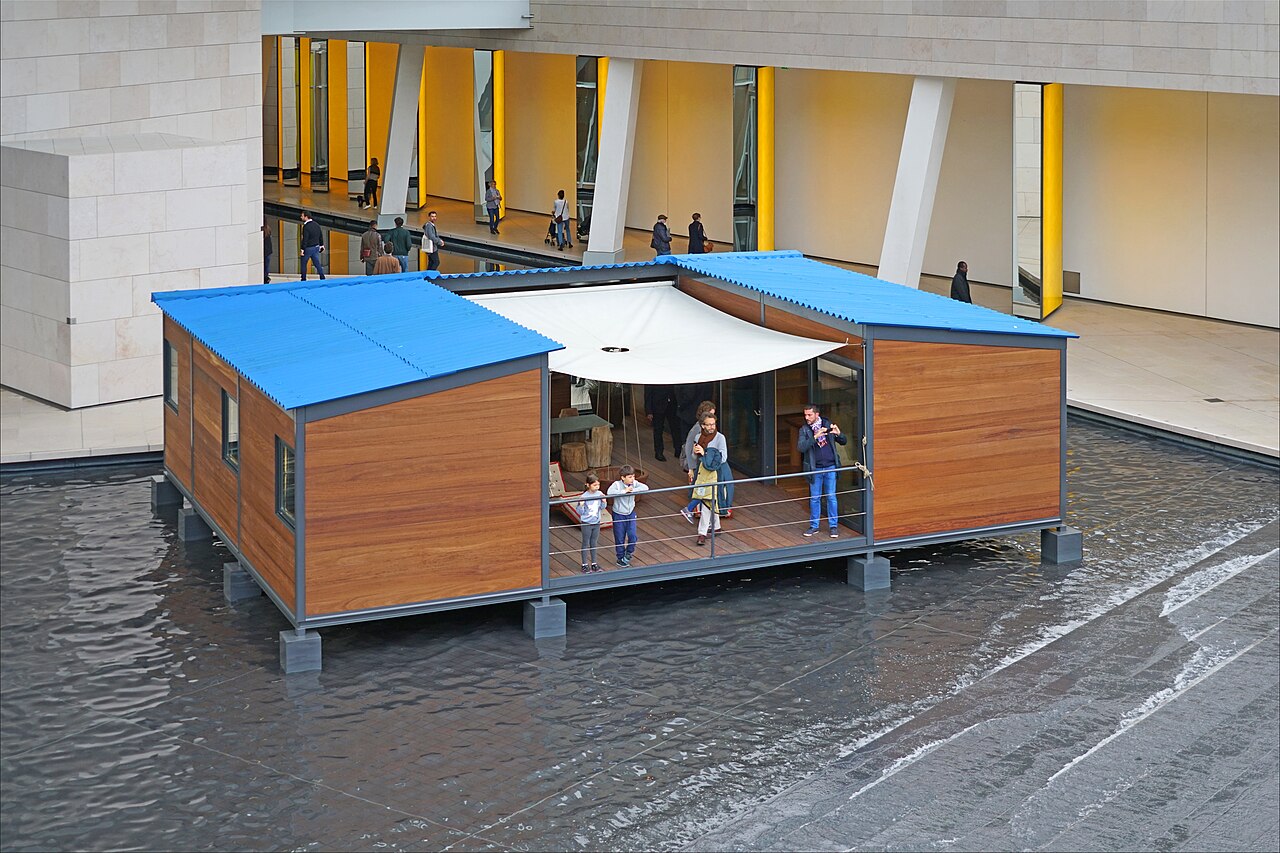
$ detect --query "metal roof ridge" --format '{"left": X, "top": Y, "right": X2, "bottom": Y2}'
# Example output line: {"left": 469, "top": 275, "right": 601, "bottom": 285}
{"left": 152, "top": 273, "right": 433, "bottom": 304}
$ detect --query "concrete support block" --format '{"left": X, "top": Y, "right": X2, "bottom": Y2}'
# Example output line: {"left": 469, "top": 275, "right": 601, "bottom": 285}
{"left": 177, "top": 503, "right": 212, "bottom": 542}
{"left": 523, "top": 597, "right": 567, "bottom": 640}
{"left": 223, "top": 561, "right": 261, "bottom": 603}
{"left": 150, "top": 474, "right": 182, "bottom": 510}
{"left": 1042, "top": 526, "right": 1083, "bottom": 564}
{"left": 848, "top": 554, "right": 892, "bottom": 591}
{"left": 279, "top": 629, "right": 322, "bottom": 674}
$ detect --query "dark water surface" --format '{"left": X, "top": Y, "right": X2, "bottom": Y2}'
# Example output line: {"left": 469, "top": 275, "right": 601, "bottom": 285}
{"left": 2, "top": 420, "right": 1277, "bottom": 852}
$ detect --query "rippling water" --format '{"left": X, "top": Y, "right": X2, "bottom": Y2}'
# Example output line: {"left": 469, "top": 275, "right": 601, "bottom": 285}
{"left": 1, "top": 420, "right": 1276, "bottom": 851}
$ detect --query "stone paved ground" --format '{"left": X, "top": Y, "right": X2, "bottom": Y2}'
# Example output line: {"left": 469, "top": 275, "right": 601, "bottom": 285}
{"left": 1, "top": 419, "right": 1277, "bottom": 852}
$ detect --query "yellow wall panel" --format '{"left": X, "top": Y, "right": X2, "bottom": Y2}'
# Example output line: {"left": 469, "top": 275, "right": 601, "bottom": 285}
{"left": 365, "top": 41, "right": 399, "bottom": 184}
{"left": 423, "top": 46, "right": 474, "bottom": 203}
{"left": 505, "top": 51, "right": 576, "bottom": 215}
{"left": 328, "top": 39, "right": 348, "bottom": 196}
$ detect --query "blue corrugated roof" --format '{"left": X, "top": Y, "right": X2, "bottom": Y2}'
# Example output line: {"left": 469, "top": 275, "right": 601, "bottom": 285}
{"left": 154, "top": 274, "right": 562, "bottom": 409}
{"left": 435, "top": 250, "right": 1075, "bottom": 338}
{"left": 666, "top": 251, "right": 1077, "bottom": 338}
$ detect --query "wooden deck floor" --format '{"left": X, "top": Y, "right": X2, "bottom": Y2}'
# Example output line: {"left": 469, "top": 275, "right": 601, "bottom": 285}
{"left": 549, "top": 418, "right": 864, "bottom": 579}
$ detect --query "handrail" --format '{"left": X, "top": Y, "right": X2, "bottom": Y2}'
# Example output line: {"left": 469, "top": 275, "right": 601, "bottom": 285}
{"left": 549, "top": 462, "right": 871, "bottom": 505}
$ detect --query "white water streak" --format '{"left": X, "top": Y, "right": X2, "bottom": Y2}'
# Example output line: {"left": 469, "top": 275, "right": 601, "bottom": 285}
{"left": 846, "top": 722, "right": 982, "bottom": 802}
{"left": 1160, "top": 548, "right": 1278, "bottom": 617}
{"left": 1046, "top": 637, "right": 1266, "bottom": 784}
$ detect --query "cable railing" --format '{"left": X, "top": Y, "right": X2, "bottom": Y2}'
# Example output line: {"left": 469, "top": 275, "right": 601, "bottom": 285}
{"left": 548, "top": 463, "right": 871, "bottom": 573}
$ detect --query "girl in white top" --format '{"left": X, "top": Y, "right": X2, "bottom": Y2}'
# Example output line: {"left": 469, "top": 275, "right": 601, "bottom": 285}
{"left": 577, "top": 472, "right": 604, "bottom": 572}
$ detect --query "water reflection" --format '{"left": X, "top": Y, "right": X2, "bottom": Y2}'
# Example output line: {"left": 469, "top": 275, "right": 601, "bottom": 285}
{"left": 265, "top": 216, "right": 530, "bottom": 278}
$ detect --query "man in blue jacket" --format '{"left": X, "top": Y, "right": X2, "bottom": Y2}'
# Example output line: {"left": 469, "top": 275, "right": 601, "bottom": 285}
{"left": 797, "top": 403, "right": 848, "bottom": 538}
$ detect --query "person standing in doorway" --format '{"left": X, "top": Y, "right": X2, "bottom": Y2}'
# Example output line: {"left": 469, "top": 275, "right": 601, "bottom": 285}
{"left": 359, "top": 219, "right": 382, "bottom": 276}
{"left": 687, "top": 213, "right": 707, "bottom": 254}
{"left": 423, "top": 210, "right": 445, "bottom": 271}
{"left": 798, "top": 403, "right": 848, "bottom": 538}
{"left": 299, "top": 211, "right": 325, "bottom": 281}
{"left": 644, "top": 384, "right": 681, "bottom": 462}
{"left": 651, "top": 214, "right": 671, "bottom": 256}
{"left": 261, "top": 221, "right": 273, "bottom": 284}
{"left": 950, "top": 260, "right": 972, "bottom": 303}
{"left": 485, "top": 180, "right": 503, "bottom": 235}
{"left": 552, "top": 189, "right": 572, "bottom": 250}
{"left": 362, "top": 158, "right": 380, "bottom": 209}
{"left": 387, "top": 216, "right": 413, "bottom": 273}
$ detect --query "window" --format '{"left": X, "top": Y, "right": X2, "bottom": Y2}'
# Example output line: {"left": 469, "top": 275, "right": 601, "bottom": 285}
{"left": 163, "top": 341, "right": 178, "bottom": 412}
{"left": 222, "top": 390, "right": 239, "bottom": 470}
{"left": 276, "top": 437, "right": 296, "bottom": 527}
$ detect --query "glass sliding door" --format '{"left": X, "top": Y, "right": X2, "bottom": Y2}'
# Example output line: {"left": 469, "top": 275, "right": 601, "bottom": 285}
{"left": 280, "top": 37, "right": 300, "bottom": 185}
{"left": 575, "top": 57, "right": 600, "bottom": 240}
{"left": 732, "top": 66, "right": 758, "bottom": 251}
{"left": 720, "top": 374, "right": 765, "bottom": 478}
{"left": 814, "top": 357, "right": 864, "bottom": 535}
{"left": 473, "top": 49, "right": 495, "bottom": 222}
{"left": 347, "top": 41, "right": 365, "bottom": 199}
{"left": 310, "top": 40, "right": 329, "bottom": 190}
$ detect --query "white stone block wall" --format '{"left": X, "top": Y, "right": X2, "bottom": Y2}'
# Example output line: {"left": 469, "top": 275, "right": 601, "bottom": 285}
{"left": 2, "top": 134, "right": 246, "bottom": 408}
{"left": 1, "top": 1, "right": 263, "bottom": 408}
{"left": 0, "top": 0, "right": 263, "bottom": 290}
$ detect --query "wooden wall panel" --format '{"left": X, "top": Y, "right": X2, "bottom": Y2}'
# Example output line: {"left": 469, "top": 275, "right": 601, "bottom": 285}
{"left": 191, "top": 341, "right": 239, "bottom": 546}
{"left": 872, "top": 340, "right": 1061, "bottom": 541}
{"left": 237, "top": 381, "right": 295, "bottom": 606}
{"left": 677, "top": 276, "right": 762, "bottom": 324}
{"left": 678, "top": 277, "right": 864, "bottom": 362}
{"left": 304, "top": 369, "right": 543, "bottom": 616}
{"left": 763, "top": 307, "right": 863, "bottom": 362}
{"left": 162, "top": 317, "right": 193, "bottom": 490}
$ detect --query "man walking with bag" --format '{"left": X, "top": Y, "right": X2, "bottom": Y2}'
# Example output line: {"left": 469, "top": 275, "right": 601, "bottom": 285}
{"left": 423, "top": 210, "right": 445, "bottom": 271}
{"left": 359, "top": 219, "right": 381, "bottom": 275}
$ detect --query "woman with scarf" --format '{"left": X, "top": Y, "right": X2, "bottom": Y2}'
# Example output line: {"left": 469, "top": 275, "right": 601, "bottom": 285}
{"left": 689, "top": 413, "right": 727, "bottom": 546}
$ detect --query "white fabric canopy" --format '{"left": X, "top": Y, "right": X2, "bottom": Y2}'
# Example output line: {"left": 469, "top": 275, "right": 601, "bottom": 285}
{"left": 467, "top": 281, "right": 844, "bottom": 383}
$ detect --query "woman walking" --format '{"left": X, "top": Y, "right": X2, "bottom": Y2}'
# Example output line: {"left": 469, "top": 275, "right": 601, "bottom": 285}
{"left": 552, "top": 189, "right": 572, "bottom": 250}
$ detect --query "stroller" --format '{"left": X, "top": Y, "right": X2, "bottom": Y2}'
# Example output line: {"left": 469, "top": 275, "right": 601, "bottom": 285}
{"left": 544, "top": 217, "right": 557, "bottom": 246}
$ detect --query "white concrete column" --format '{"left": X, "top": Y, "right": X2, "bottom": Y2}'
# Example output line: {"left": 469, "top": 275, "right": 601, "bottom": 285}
{"left": 377, "top": 45, "right": 425, "bottom": 228}
{"left": 878, "top": 77, "right": 956, "bottom": 288}
{"left": 583, "top": 58, "right": 643, "bottom": 266}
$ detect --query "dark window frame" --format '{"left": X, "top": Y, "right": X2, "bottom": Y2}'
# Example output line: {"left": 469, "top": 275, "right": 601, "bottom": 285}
{"left": 221, "top": 390, "right": 239, "bottom": 471}
{"left": 163, "top": 340, "right": 178, "bottom": 412}
{"left": 275, "top": 436, "right": 296, "bottom": 529}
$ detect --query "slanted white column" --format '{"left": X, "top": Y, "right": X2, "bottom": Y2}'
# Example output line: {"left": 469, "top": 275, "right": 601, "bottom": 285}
{"left": 583, "top": 58, "right": 643, "bottom": 266}
{"left": 377, "top": 45, "right": 425, "bottom": 229}
{"left": 878, "top": 77, "right": 956, "bottom": 288}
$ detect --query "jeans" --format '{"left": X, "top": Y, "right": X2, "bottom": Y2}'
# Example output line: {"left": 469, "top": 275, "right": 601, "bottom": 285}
{"left": 580, "top": 522, "right": 600, "bottom": 568}
{"left": 612, "top": 511, "right": 637, "bottom": 561}
{"left": 427, "top": 251, "right": 440, "bottom": 272}
{"left": 395, "top": 255, "right": 409, "bottom": 273}
{"left": 364, "top": 258, "right": 377, "bottom": 276}
{"left": 488, "top": 206, "right": 500, "bottom": 232}
{"left": 301, "top": 246, "right": 325, "bottom": 280}
{"left": 364, "top": 180, "right": 377, "bottom": 207}
{"left": 555, "top": 218, "right": 570, "bottom": 247}
{"left": 808, "top": 465, "right": 838, "bottom": 531}
{"left": 264, "top": 253, "right": 271, "bottom": 284}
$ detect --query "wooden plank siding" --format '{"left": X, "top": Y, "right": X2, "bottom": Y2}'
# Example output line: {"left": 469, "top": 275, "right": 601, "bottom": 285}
{"left": 162, "top": 317, "right": 193, "bottom": 490}
{"left": 191, "top": 341, "right": 240, "bottom": 546}
{"left": 237, "top": 381, "right": 296, "bottom": 606}
{"left": 871, "top": 340, "right": 1061, "bottom": 541}
{"left": 303, "top": 369, "right": 543, "bottom": 616}
{"left": 676, "top": 277, "right": 864, "bottom": 362}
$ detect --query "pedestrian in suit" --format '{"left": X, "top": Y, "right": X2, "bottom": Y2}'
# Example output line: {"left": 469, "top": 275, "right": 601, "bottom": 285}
{"left": 644, "top": 384, "right": 681, "bottom": 462}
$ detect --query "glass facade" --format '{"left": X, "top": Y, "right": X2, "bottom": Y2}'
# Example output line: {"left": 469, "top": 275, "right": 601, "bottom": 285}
{"left": 310, "top": 40, "right": 328, "bottom": 190}
{"left": 732, "top": 66, "right": 758, "bottom": 252}
{"left": 575, "top": 57, "right": 600, "bottom": 239}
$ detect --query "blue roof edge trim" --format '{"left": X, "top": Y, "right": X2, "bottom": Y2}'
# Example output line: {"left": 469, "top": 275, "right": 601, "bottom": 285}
{"left": 152, "top": 270, "right": 434, "bottom": 305}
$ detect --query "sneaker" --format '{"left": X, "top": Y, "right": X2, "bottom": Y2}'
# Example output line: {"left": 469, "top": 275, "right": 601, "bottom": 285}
{"left": 830, "top": 531, "right": 839, "bottom": 539}
{"left": 803, "top": 529, "right": 819, "bottom": 537}
{"left": 581, "top": 564, "right": 590, "bottom": 573}
{"left": 591, "top": 563, "right": 601, "bottom": 573}
{"left": 680, "top": 507, "right": 694, "bottom": 524}
{"left": 696, "top": 535, "right": 706, "bottom": 546}
{"left": 617, "top": 557, "right": 628, "bottom": 567}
